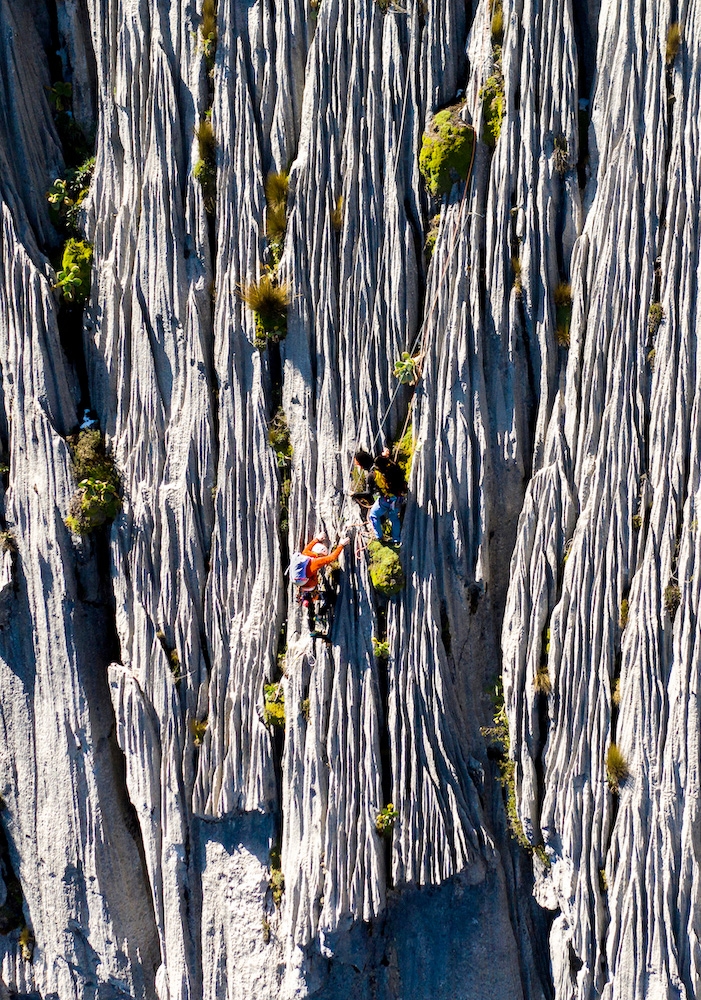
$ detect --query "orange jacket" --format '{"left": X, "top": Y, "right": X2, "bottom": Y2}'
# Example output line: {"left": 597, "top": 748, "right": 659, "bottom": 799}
{"left": 300, "top": 538, "right": 345, "bottom": 591}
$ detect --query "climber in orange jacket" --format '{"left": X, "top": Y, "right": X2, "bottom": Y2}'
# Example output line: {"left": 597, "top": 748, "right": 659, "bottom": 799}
{"left": 290, "top": 537, "right": 350, "bottom": 594}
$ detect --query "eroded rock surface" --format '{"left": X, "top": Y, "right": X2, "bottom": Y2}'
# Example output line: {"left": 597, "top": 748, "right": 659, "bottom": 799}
{"left": 0, "top": 0, "right": 697, "bottom": 997}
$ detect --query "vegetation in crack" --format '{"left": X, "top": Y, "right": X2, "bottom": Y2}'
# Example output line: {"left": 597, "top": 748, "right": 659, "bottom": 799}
{"left": 263, "top": 682, "right": 286, "bottom": 729}
{"left": 47, "top": 157, "right": 95, "bottom": 237}
{"left": 482, "top": 678, "right": 549, "bottom": 863}
{"left": 553, "top": 282, "right": 572, "bottom": 348}
{"left": 419, "top": 105, "right": 476, "bottom": 198}
{"left": 605, "top": 744, "right": 629, "bottom": 793}
{"left": 239, "top": 171, "right": 291, "bottom": 348}
{"left": 194, "top": 114, "right": 217, "bottom": 216}
{"left": 201, "top": 0, "right": 218, "bottom": 75}
{"left": 375, "top": 803, "right": 398, "bottom": 836}
{"left": 54, "top": 239, "right": 93, "bottom": 305}
{"left": 268, "top": 843, "right": 284, "bottom": 907}
{"left": 269, "top": 407, "right": 292, "bottom": 540}
{"left": 65, "top": 429, "right": 121, "bottom": 535}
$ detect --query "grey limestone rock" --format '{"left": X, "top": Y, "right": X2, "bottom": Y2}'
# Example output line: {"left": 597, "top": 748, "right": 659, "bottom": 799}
{"left": 0, "top": 0, "right": 698, "bottom": 996}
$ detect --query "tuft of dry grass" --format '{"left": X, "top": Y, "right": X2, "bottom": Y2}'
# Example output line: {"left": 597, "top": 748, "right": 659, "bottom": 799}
{"left": 606, "top": 743, "right": 629, "bottom": 792}
{"left": 533, "top": 663, "right": 551, "bottom": 696}
{"left": 666, "top": 23, "right": 682, "bottom": 65}
{"left": 265, "top": 171, "right": 289, "bottom": 208}
{"left": 265, "top": 171, "right": 289, "bottom": 243}
{"left": 239, "top": 275, "right": 289, "bottom": 323}
{"left": 619, "top": 599, "right": 629, "bottom": 630}
{"left": 196, "top": 118, "right": 216, "bottom": 163}
{"left": 611, "top": 676, "right": 621, "bottom": 707}
{"left": 332, "top": 194, "right": 344, "bottom": 232}
{"left": 491, "top": 3, "right": 504, "bottom": 42}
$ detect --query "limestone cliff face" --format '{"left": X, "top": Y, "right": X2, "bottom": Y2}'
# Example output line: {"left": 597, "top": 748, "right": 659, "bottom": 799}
{"left": 0, "top": 0, "right": 696, "bottom": 997}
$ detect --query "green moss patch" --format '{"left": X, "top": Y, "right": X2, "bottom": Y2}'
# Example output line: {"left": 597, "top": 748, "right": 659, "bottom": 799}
{"left": 419, "top": 107, "right": 475, "bottom": 198}
{"left": 480, "top": 75, "right": 505, "bottom": 148}
{"left": 367, "top": 540, "right": 404, "bottom": 596}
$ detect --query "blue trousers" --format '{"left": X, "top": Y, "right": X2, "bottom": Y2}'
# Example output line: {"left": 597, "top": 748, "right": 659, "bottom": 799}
{"left": 369, "top": 496, "right": 401, "bottom": 543}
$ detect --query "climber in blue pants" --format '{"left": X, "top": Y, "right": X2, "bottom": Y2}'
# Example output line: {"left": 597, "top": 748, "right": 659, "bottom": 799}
{"left": 353, "top": 448, "right": 407, "bottom": 545}
{"left": 369, "top": 494, "right": 402, "bottom": 544}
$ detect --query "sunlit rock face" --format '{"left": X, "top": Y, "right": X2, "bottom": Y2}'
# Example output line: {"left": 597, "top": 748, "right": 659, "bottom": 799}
{"left": 0, "top": 0, "right": 697, "bottom": 997}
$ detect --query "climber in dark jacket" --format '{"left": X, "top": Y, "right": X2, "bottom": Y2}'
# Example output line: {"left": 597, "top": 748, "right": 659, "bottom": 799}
{"left": 353, "top": 448, "right": 407, "bottom": 544}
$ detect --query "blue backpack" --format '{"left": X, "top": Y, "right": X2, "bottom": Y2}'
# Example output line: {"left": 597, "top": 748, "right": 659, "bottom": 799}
{"left": 289, "top": 553, "right": 311, "bottom": 585}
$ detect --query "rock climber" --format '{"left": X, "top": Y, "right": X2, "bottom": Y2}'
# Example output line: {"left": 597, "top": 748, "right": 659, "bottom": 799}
{"left": 290, "top": 536, "right": 350, "bottom": 594}
{"left": 353, "top": 449, "right": 407, "bottom": 545}
{"left": 289, "top": 536, "right": 350, "bottom": 638}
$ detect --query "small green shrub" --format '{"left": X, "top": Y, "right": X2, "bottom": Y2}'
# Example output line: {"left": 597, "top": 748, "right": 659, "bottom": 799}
{"left": 65, "top": 477, "right": 120, "bottom": 534}
{"left": 619, "top": 599, "right": 629, "bottom": 630}
{"left": 648, "top": 302, "right": 663, "bottom": 335}
{"left": 201, "top": 0, "right": 217, "bottom": 68}
{"left": 47, "top": 157, "right": 95, "bottom": 235}
{"left": 269, "top": 844, "right": 284, "bottom": 906}
{"left": 632, "top": 513, "right": 642, "bottom": 530}
{"left": 372, "top": 637, "right": 390, "bottom": 660}
{"left": 375, "top": 803, "right": 398, "bottom": 836}
{"left": 239, "top": 275, "right": 289, "bottom": 346}
{"left": 599, "top": 868, "right": 608, "bottom": 892}
{"left": 606, "top": 743, "right": 629, "bottom": 792}
{"left": 553, "top": 282, "right": 572, "bottom": 347}
{"left": 533, "top": 663, "right": 551, "bottom": 695}
{"left": 553, "top": 134, "right": 569, "bottom": 175}
{"left": 666, "top": 23, "right": 682, "bottom": 64}
{"left": 190, "top": 717, "right": 208, "bottom": 745}
{"left": 419, "top": 107, "right": 476, "bottom": 197}
{"left": 393, "top": 352, "right": 422, "bottom": 385}
{"left": 55, "top": 238, "right": 93, "bottom": 304}
{"left": 367, "top": 540, "right": 404, "bottom": 596}
{"left": 480, "top": 74, "right": 505, "bottom": 148}
{"left": 301, "top": 697, "right": 310, "bottom": 722}
{"left": 664, "top": 582, "right": 681, "bottom": 620}
{"left": 264, "top": 682, "right": 285, "bottom": 728}
{"left": 648, "top": 348, "right": 656, "bottom": 369}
